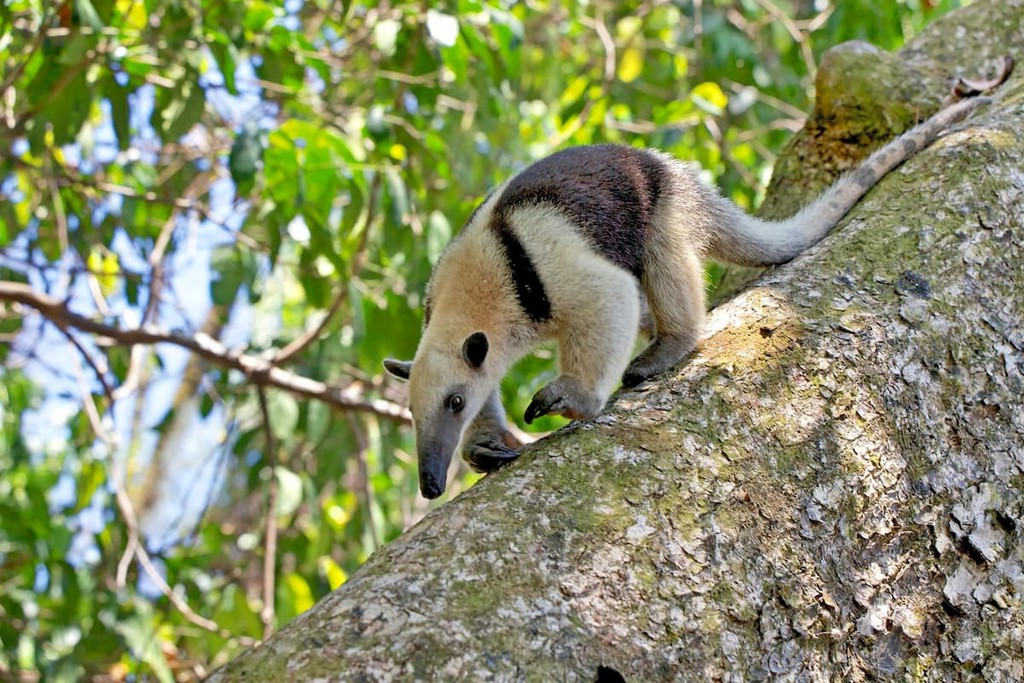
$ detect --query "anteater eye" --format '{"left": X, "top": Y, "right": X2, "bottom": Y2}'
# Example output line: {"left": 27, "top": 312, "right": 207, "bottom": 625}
{"left": 446, "top": 394, "right": 465, "bottom": 413}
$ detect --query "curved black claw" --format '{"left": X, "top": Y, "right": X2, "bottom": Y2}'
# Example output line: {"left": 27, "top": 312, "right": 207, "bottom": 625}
{"left": 620, "top": 370, "right": 646, "bottom": 388}
{"left": 524, "top": 392, "right": 563, "bottom": 424}
{"left": 464, "top": 438, "right": 520, "bottom": 473}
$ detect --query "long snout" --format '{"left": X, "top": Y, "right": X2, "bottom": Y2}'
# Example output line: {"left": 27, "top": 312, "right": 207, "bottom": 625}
{"left": 414, "top": 405, "right": 468, "bottom": 499}
{"left": 417, "top": 442, "right": 454, "bottom": 499}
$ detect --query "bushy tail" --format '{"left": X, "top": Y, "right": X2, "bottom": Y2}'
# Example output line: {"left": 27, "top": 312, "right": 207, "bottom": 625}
{"left": 705, "top": 96, "right": 990, "bottom": 266}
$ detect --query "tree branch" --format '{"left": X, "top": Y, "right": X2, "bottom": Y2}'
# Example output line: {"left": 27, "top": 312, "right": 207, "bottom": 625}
{"left": 0, "top": 280, "right": 411, "bottom": 423}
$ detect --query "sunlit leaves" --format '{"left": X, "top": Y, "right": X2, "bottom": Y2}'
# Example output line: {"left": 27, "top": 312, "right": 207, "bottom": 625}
{"left": 691, "top": 81, "right": 729, "bottom": 115}
{"left": 425, "top": 10, "right": 460, "bottom": 48}
{"left": 111, "top": 610, "right": 174, "bottom": 683}
{"left": 318, "top": 556, "right": 348, "bottom": 590}
{"left": 86, "top": 248, "right": 120, "bottom": 296}
{"left": 272, "top": 465, "right": 303, "bottom": 517}
{"left": 618, "top": 48, "right": 644, "bottom": 84}
{"left": 278, "top": 573, "right": 314, "bottom": 622}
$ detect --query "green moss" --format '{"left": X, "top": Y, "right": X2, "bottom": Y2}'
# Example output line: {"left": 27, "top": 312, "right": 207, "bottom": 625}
{"left": 631, "top": 558, "right": 659, "bottom": 589}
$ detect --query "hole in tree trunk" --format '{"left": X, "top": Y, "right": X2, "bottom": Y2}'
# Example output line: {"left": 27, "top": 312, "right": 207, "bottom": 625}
{"left": 595, "top": 665, "right": 627, "bottom": 683}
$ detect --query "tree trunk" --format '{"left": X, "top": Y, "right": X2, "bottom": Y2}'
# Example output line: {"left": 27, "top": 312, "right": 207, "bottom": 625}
{"left": 210, "top": 2, "right": 1024, "bottom": 680}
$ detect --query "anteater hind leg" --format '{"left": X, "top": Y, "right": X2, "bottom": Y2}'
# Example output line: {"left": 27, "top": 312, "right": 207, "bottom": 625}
{"left": 525, "top": 265, "right": 640, "bottom": 424}
{"left": 623, "top": 246, "right": 705, "bottom": 387}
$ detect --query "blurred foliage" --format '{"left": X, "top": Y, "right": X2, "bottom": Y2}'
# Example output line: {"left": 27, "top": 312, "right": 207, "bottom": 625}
{"left": 0, "top": 0, "right": 966, "bottom": 679}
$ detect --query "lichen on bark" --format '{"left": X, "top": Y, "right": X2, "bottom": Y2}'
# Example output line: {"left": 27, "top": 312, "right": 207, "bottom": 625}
{"left": 210, "top": 2, "right": 1024, "bottom": 680}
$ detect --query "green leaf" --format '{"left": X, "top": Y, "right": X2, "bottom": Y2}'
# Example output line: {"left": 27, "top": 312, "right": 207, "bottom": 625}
{"left": 209, "top": 41, "right": 239, "bottom": 94}
{"left": 267, "top": 392, "right": 299, "bottom": 442}
{"left": 113, "top": 611, "right": 174, "bottom": 683}
{"left": 384, "top": 167, "right": 409, "bottom": 225}
{"left": 230, "top": 124, "right": 263, "bottom": 195}
{"left": 273, "top": 466, "right": 303, "bottom": 517}
{"left": 426, "top": 210, "right": 450, "bottom": 265}
{"left": 158, "top": 78, "right": 205, "bottom": 139}
{"left": 210, "top": 246, "right": 258, "bottom": 306}
{"left": 47, "top": 72, "right": 91, "bottom": 146}
{"left": 74, "top": 0, "right": 104, "bottom": 31}
{"left": 56, "top": 35, "right": 90, "bottom": 66}
{"left": 104, "top": 78, "right": 130, "bottom": 150}
{"left": 426, "top": 10, "right": 459, "bottom": 47}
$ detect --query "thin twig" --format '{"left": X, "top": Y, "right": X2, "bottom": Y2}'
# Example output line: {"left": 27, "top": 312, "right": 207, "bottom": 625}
{"left": 724, "top": 81, "right": 808, "bottom": 120}
{"left": 58, "top": 327, "right": 114, "bottom": 400}
{"left": 346, "top": 413, "right": 381, "bottom": 550}
{"left": 273, "top": 289, "right": 347, "bottom": 365}
{"left": 256, "top": 386, "right": 279, "bottom": 640}
{"left": 751, "top": 0, "right": 816, "bottom": 78}
{"left": 143, "top": 172, "right": 216, "bottom": 325}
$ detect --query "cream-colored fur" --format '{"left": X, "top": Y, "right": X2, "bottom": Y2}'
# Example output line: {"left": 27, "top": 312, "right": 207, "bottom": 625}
{"left": 511, "top": 204, "right": 641, "bottom": 409}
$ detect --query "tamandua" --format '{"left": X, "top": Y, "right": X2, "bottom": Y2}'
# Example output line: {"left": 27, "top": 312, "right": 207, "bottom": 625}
{"left": 385, "top": 95, "right": 988, "bottom": 499}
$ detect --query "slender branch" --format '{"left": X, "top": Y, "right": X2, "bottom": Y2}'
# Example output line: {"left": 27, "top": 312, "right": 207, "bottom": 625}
{"left": 256, "top": 386, "right": 279, "bottom": 640}
{"left": 272, "top": 288, "right": 347, "bottom": 365}
{"left": 0, "top": 280, "right": 411, "bottom": 422}
{"left": 751, "top": 0, "right": 817, "bottom": 78}
{"left": 143, "top": 172, "right": 216, "bottom": 325}
{"left": 346, "top": 413, "right": 381, "bottom": 550}
{"left": 59, "top": 327, "right": 114, "bottom": 400}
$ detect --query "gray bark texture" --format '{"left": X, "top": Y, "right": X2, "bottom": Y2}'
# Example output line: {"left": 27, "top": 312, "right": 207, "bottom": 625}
{"left": 211, "top": 2, "right": 1024, "bottom": 680}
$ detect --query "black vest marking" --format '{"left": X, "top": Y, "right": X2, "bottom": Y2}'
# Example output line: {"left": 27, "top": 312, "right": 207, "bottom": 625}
{"left": 492, "top": 216, "right": 552, "bottom": 323}
{"left": 492, "top": 145, "right": 668, "bottom": 278}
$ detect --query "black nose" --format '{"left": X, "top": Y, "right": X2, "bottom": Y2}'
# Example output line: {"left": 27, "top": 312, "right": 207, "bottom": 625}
{"left": 419, "top": 471, "right": 445, "bottom": 499}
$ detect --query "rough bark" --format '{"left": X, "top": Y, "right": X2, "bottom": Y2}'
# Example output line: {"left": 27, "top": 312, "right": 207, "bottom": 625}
{"left": 210, "top": 2, "right": 1024, "bottom": 680}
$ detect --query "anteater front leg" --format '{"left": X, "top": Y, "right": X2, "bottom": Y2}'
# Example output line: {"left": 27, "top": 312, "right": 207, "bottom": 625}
{"left": 525, "top": 268, "right": 640, "bottom": 424}
{"left": 462, "top": 389, "right": 522, "bottom": 473}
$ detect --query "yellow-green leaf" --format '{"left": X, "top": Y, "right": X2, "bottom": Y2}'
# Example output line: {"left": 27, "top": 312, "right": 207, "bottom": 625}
{"left": 318, "top": 556, "right": 348, "bottom": 590}
{"left": 691, "top": 81, "right": 728, "bottom": 114}
{"left": 618, "top": 48, "right": 643, "bottom": 84}
{"left": 87, "top": 248, "right": 119, "bottom": 296}
{"left": 283, "top": 573, "right": 314, "bottom": 614}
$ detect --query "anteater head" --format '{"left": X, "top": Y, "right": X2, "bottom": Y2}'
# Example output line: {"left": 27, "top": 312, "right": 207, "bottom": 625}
{"left": 383, "top": 330, "right": 495, "bottom": 499}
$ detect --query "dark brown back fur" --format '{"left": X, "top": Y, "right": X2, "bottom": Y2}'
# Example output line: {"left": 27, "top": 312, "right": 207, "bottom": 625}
{"left": 492, "top": 145, "right": 668, "bottom": 278}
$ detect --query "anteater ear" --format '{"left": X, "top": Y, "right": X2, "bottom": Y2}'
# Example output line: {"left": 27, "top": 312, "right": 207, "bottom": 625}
{"left": 383, "top": 359, "right": 413, "bottom": 381}
{"left": 462, "top": 332, "right": 489, "bottom": 369}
